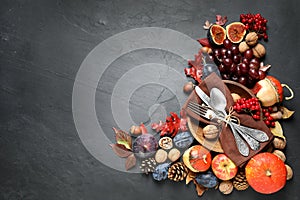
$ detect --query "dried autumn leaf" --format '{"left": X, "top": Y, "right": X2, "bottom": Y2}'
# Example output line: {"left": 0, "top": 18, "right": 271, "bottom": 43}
{"left": 203, "top": 20, "right": 212, "bottom": 29}
{"left": 186, "top": 170, "right": 196, "bottom": 185}
{"left": 185, "top": 50, "right": 204, "bottom": 83}
{"left": 193, "top": 180, "right": 207, "bottom": 196}
{"left": 113, "top": 127, "right": 132, "bottom": 150}
{"left": 197, "top": 38, "right": 211, "bottom": 47}
{"left": 125, "top": 154, "right": 136, "bottom": 171}
{"left": 281, "top": 106, "right": 295, "bottom": 119}
{"left": 110, "top": 144, "right": 133, "bottom": 158}
{"left": 270, "top": 121, "right": 285, "bottom": 140}
{"left": 215, "top": 15, "right": 228, "bottom": 26}
{"left": 259, "top": 63, "right": 271, "bottom": 72}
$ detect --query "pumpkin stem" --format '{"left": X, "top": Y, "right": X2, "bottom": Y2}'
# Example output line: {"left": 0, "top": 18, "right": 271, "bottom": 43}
{"left": 266, "top": 169, "right": 272, "bottom": 177}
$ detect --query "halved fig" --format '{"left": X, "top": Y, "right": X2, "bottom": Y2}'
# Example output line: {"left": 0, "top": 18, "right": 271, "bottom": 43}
{"left": 208, "top": 24, "right": 226, "bottom": 46}
{"left": 226, "top": 22, "right": 246, "bottom": 43}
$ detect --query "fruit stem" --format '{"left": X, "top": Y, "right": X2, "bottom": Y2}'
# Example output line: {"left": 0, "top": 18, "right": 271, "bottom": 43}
{"left": 266, "top": 169, "right": 272, "bottom": 177}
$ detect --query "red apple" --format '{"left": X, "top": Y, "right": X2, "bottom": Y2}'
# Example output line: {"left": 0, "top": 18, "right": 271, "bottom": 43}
{"left": 245, "top": 152, "right": 287, "bottom": 194}
{"left": 211, "top": 154, "right": 238, "bottom": 180}
{"left": 183, "top": 145, "right": 212, "bottom": 172}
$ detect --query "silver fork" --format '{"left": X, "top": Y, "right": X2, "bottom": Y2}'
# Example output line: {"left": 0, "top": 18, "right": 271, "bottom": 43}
{"left": 187, "top": 101, "right": 217, "bottom": 120}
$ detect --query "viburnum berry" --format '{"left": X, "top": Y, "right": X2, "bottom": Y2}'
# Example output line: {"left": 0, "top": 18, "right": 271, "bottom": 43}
{"left": 233, "top": 97, "right": 261, "bottom": 120}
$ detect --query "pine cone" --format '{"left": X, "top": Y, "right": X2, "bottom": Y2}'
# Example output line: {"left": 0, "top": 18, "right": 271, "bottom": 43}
{"left": 233, "top": 171, "right": 249, "bottom": 191}
{"left": 140, "top": 158, "right": 157, "bottom": 174}
{"left": 168, "top": 162, "right": 189, "bottom": 182}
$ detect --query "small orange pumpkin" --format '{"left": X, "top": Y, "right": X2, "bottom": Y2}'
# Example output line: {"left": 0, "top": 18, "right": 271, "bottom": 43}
{"left": 252, "top": 76, "right": 283, "bottom": 106}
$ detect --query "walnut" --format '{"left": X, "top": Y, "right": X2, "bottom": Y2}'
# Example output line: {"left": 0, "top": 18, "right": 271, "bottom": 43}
{"left": 272, "top": 137, "right": 286, "bottom": 150}
{"left": 219, "top": 180, "right": 234, "bottom": 195}
{"left": 238, "top": 41, "right": 250, "bottom": 53}
{"left": 203, "top": 125, "right": 219, "bottom": 140}
{"left": 252, "top": 43, "right": 266, "bottom": 58}
{"left": 245, "top": 32, "right": 258, "bottom": 46}
{"left": 159, "top": 137, "right": 173, "bottom": 150}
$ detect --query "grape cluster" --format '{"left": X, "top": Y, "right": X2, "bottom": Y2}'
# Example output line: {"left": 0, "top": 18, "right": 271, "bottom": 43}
{"left": 212, "top": 39, "right": 266, "bottom": 87}
{"left": 262, "top": 107, "right": 276, "bottom": 127}
{"left": 233, "top": 97, "right": 261, "bottom": 120}
{"left": 240, "top": 13, "right": 268, "bottom": 40}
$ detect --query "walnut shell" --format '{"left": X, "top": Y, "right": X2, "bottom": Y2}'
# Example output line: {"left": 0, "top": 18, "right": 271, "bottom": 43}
{"left": 245, "top": 32, "right": 258, "bottom": 46}
{"left": 273, "top": 150, "right": 286, "bottom": 162}
{"left": 238, "top": 41, "right": 250, "bottom": 53}
{"left": 219, "top": 180, "right": 233, "bottom": 195}
{"left": 203, "top": 125, "right": 219, "bottom": 140}
{"left": 168, "top": 148, "right": 181, "bottom": 162}
{"left": 272, "top": 137, "right": 286, "bottom": 150}
{"left": 252, "top": 43, "right": 266, "bottom": 58}
{"left": 285, "top": 164, "right": 293, "bottom": 180}
{"left": 155, "top": 149, "right": 168, "bottom": 163}
{"left": 159, "top": 137, "right": 173, "bottom": 150}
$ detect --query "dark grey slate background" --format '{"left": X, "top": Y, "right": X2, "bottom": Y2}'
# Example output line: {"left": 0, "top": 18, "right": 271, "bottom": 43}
{"left": 0, "top": 0, "right": 299, "bottom": 199}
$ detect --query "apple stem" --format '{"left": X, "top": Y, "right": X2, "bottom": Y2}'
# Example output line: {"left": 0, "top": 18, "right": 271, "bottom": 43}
{"left": 266, "top": 169, "right": 272, "bottom": 177}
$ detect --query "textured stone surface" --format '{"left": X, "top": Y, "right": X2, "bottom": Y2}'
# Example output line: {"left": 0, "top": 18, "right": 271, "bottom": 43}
{"left": 0, "top": 0, "right": 300, "bottom": 199}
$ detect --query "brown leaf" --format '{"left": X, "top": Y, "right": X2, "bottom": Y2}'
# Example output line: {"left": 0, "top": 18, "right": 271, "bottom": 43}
{"left": 270, "top": 121, "right": 285, "bottom": 140}
{"left": 113, "top": 127, "right": 132, "bottom": 150}
{"left": 193, "top": 180, "right": 207, "bottom": 196}
{"left": 125, "top": 154, "right": 136, "bottom": 171}
{"left": 186, "top": 170, "right": 196, "bottom": 185}
{"left": 281, "top": 106, "right": 295, "bottom": 119}
{"left": 110, "top": 144, "right": 133, "bottom": 158}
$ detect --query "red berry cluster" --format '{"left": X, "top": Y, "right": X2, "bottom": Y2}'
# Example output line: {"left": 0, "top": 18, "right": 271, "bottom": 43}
{"left": 262, "top": 107, "right": 276, "bottom": 127}
{"left": 240, "top": 13, "right": 268, "bottom": 40}
{"left": 233, "top": 97, "right": 261, "bottom": 120}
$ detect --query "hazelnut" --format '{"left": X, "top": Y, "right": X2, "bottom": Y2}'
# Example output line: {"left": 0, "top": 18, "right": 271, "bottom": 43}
{"left": 200, "top": 46, "right": 213, "bottom": 54}
{"left": 231, "top": 93, "right": 241, "bottom": 102}
{"left": 203, "top": 125, "right": 219, "bottom": 140}
{"left": 238, "top": 41, "right": 250, "bottom": 53}
{"left": 183, "top": 82, "right": 194, "bottom": 93}
{"left": 130, "top": 125, "right": 142, "bottom": 135}
{"left": 155, "top": 149, "right": 168, "bottom": 163}
{"left": 159, "top": 137, "right": 173, "bottom": 150}
{"left": 270, "top": 111, "right": 283, "bottom": 120}
{"left": 285, "top": 164, "right": 293, "bottom": 180}
{"left": 245, "top": 32, "right": 258, "bottom": 46}
{"left": 219, "top": 180, "right": 233, "bottom": 195}
{"left": 252, "top": 43, "right": 266, "bottom": 58}
{"left": 273, "top": 150, "right": 286, "bottom": 162}
{"left": 272, "top": 137, "right": 286, "bottom": 150}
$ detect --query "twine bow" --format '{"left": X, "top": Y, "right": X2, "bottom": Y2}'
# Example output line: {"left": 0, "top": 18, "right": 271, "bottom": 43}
{"left": 224, "top": 106, "right": 240, "bottom": 127}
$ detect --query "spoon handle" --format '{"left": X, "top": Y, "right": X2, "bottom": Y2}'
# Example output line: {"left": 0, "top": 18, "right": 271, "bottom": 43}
{"left": 228, "top": 123, "right": 250, "bottom": 157}
{"left": 233, "top": 124, "right": 260, "bottom": 151}
{"left": 233, "top": 124, "right": 269, "bottom": 142}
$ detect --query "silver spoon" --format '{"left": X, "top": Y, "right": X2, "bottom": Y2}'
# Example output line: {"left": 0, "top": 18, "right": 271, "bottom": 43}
{"left": 209, "top": 88, "right": 251, "bottom": 156}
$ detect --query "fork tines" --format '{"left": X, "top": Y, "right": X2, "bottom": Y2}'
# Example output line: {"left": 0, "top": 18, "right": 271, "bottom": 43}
{"left": 187, "top": 102, "right": 211, "bottom": 119}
